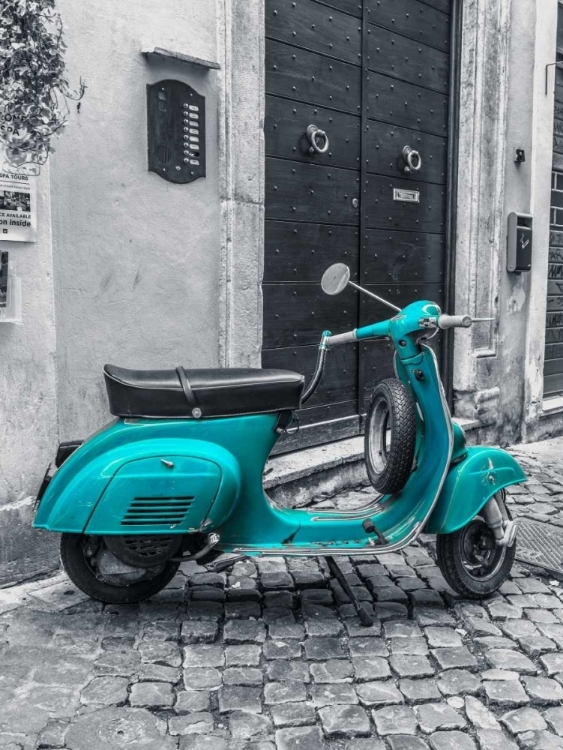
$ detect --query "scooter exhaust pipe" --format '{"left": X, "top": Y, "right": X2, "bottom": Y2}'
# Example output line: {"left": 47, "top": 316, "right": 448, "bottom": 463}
{"left": 172, "top": 533, "right": 221, "bottom": 562}
{"left": 482, "top": 496, "right": 518, "bottom": 547}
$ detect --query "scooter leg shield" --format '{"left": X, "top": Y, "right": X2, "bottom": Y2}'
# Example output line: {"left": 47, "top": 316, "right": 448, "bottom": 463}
{"left": 424, "top": 446, "right": 526, "bottom": 536}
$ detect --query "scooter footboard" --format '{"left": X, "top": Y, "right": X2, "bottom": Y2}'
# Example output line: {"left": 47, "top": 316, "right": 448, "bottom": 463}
{"left": 424, "top": 446, "right": 526, "bottom": 535}
{"left": 34, "top": 438, "right": 241, "bottom": 535}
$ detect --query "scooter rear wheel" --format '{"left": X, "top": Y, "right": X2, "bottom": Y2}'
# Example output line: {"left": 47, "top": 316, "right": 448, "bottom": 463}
{"left": 365, "top": 378, "right": 416, "bottom": 495}
{"left": 60, "top": 533, "right": 181, "bottom": 604}
{"left": 436, "top": 497, "right": 516, "bottom": 599}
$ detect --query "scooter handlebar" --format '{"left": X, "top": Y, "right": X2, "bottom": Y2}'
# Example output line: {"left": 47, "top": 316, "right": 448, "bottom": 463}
{"left": 326, "top": 330, "right": 358, "bottom": 346}
{"left": 438, "top": 314, "right": 472, "bottom": 330}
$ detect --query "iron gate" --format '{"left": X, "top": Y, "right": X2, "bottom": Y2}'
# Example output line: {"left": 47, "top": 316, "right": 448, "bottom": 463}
{"left": 263, "top": 0, "right": 460, "bottom": 451}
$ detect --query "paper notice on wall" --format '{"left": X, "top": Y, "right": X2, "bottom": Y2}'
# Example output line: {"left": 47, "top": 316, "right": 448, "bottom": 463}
{"left": 0, "top": 146, "right": 37, "bottom": 242}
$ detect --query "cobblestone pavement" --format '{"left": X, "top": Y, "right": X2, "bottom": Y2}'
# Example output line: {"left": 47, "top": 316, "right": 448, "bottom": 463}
{"left": 3, "top": 442, "right": 563, "bottom": 749}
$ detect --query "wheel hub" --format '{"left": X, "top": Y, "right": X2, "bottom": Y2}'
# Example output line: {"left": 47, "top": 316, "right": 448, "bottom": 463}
{"left": 103, "top": 534, "right": 182, "bottom": 568}
{"left": 95, "top": 548, "right": 148, "bottom": 585}
{"left": 461, "top": 520, "right": 505, "bottom": 580}
{"left": 83, "top": 537, "right": 168, "bottom": 587}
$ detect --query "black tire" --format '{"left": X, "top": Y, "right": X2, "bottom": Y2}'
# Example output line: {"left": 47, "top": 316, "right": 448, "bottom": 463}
{"left": 365, "top": 378, "right": 416, "bottom": 494}
{"left": 60, "top": 533, "right": 181, "bottom": 604}
{"left": 436, "top": 502, "right": 516, "bottom": 599}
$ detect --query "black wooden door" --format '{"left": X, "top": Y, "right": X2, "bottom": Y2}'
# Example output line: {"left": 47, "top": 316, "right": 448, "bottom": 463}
{"left": 263, "top": 0, "right": 453, "bottom": 451}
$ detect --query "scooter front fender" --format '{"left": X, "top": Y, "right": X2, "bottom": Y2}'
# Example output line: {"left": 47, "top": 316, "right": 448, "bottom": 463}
{"left": 424, "top": 446, "right": 526, "bottom": 535}
{"left": 33, "top": 438, "right": 241, "bottom": 534}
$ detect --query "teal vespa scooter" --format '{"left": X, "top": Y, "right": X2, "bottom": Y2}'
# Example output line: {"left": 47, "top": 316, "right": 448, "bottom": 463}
{"left": 34, "top": 264, "right": 526, "bottom": 623}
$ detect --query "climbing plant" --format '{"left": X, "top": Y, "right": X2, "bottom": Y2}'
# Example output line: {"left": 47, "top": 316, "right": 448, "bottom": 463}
{"left": 0, "top": 0, "right": 84, "bottom": 171}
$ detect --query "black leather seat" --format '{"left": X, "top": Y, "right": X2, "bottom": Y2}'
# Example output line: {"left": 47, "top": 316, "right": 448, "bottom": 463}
{"left": 104, "top": 365, "right": 305, "bottom": 419}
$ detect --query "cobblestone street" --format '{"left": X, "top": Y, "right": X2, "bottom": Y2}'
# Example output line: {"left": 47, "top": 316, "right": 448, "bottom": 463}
{"left": 3, "top": 441, "right": 563, "bottom": 749}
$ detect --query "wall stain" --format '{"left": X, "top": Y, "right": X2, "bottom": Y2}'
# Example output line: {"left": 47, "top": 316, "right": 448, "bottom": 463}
{"left": 507, "top": 278, "right": 526, "bottom": 313}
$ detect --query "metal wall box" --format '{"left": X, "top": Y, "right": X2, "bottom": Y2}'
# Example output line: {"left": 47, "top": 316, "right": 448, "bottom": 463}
{"left": 507, "top": 212, "right": 533, "bottom": 273}
{"left": 147, "top": 80, "right": 205, "bottom": 185}
{"left": 0, "top": 274, "right": 22, "bottom": 324}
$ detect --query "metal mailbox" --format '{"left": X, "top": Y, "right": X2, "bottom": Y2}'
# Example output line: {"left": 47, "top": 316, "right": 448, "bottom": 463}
{"left": 507, "top": 212, "right": 533, "bottom": 273}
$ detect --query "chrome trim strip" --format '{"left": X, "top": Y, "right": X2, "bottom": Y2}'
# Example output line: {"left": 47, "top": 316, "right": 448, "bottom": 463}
{"left": 232, "top": 526, "right": 420, "bottom": 557}
{"left": 309, "top": 496, "right": 387, "bottom": 522}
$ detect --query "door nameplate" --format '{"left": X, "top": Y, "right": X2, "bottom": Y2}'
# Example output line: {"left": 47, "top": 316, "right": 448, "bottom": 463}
{"left": 393, "top": 188, "right": 420, "bottom": 203}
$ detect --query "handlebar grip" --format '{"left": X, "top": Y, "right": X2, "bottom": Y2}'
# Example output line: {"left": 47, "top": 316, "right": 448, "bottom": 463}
{"left": 326, "top": 330, "right": 358, "bottom": 346}
{"left": 438, "top": 314, "right": 472, "bottom": 330}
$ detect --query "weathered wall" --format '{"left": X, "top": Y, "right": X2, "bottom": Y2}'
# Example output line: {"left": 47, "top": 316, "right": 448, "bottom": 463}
{"left": 496, "top": 0, "right": 537, "bottom": 445}
{"left": 1, "top": 0, "right": 223, "bottom": 584}
{"left": 453, "top": 0, "right": 512, "bottom": 430}
{"left": 0, "top": 166, "right": 59, "bottom": 584}
{"left": 522, "top": 0, "right": 562, "bottom": 442}
{"left": 217, "top": 0, "right": 266, "bottom": 369}
{"left": 51, "top": 0, "right": 222, "bottom": 441}
{"left": 453, "top": 0, "right": 560, "bottom": 447}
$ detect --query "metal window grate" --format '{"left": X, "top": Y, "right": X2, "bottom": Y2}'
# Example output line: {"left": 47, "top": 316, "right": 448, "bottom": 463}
{"left": 515, "top": 519, "right": 563, "bottom": 576}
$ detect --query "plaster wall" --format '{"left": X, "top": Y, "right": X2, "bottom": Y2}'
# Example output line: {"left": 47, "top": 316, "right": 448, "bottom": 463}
{"left": 523, "top": 0, "right": 562, "bottom": 441}
{"left": 452, "top": 0, "right": 560, "bottom": 447}
{"left": 0, "top": 167, "right": 59, "bottom": 584}
{"left": 497, "top": 0, "right": 558, "bottom": 445}
{"left": 51, "top": 0, "right": 222, "bottom": 441}
{"left": 497, "top": 0, "right": 538, "bottom": 445}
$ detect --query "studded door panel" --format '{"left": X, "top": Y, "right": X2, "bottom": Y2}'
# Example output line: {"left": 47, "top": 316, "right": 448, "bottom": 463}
{"left": 267, "top": 40, "right": 362, "bottom": 113}
{"left": 266, "top": 96, "right": 361, "bottom": 171}
{"left": 264, "top": 0, "right": 363, "bottom": 447}
{"left": 360, "top": 0, "right": 450, "bottom": 425}
{"left": 366, "top": 25, "right": 449, "bottom": 93}
{"left": 366, "top": 0, "right": 450, "bottom": 52}
{"left": 366, "top": 122, "right": 447, "bottom": 184}
{"left": 266, "top": 0, "right": 362, "bottom": 64}
{"left": 364, "top": 176, "right": 446, "bottom": 233}
{"left": 366, "top": 74, "right": 449, "bottom": 137}
{"left": 264, "top": 0, "right": 453, "bottom": 450}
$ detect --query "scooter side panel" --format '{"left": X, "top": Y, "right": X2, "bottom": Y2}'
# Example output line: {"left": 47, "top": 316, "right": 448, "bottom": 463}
{"left": 86, "top": 455, "right": 222, "bottom": 535}
{"left": 424, "top": 446, "right": 527, "bottom": 535}
{"left": 34, "top": 437, "right": 241, "bottom": 534}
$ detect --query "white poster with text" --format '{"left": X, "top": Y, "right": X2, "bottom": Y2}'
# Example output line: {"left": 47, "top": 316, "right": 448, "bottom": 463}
{"left": 0, "top": 167, "right": 37, "bottom": 243}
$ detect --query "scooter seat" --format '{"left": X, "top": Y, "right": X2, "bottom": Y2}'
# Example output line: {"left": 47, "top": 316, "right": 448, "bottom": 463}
{"left": 103, "top": 365, "right": 305, "bottom": 419}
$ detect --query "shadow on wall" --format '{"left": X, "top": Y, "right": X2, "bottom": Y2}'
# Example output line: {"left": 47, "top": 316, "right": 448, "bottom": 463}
{"left": 0, "top": 499, "right": 59, "bottom": 586}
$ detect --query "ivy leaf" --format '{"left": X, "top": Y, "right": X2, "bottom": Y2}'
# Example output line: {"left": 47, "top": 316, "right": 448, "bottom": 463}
{"left": 0, "top": 0, "right": 83, "bottom": 169}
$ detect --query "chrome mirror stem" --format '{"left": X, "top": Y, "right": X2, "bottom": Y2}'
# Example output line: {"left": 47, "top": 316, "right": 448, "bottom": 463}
{"left": 348, "top": 281, "right": 401, "bottom": 312}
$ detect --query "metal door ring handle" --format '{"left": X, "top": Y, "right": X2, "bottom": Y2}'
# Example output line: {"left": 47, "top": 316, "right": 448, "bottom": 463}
{"left": 307, "top": 124, "right": 329, "bottom": 155}
{"left": 402, "top": 145, "right": 422, "bottom": 173}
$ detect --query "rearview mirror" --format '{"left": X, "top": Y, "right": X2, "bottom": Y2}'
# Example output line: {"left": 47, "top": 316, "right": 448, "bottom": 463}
{"left": 321, "top": 263, "right": 350, "bottom": 296}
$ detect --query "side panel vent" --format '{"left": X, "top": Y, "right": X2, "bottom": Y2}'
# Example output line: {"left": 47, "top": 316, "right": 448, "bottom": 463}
{"left": 121, "top": 496, "right": 194, "bottom": 527}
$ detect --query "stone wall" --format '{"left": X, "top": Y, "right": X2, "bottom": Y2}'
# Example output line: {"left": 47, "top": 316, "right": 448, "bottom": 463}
{"left": 453, "top": 0, "right": 561, "bottom": 447}
{"left": 0, "top": 165, "right": 59, "bottom": 585}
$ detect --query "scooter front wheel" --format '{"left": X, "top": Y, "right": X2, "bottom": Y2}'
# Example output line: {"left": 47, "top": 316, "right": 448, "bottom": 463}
{"left": 60, "top": 533, "right": 181, "bottom": 604}
{"left": 436, "top": 498, "right": 516, "bottom": 599}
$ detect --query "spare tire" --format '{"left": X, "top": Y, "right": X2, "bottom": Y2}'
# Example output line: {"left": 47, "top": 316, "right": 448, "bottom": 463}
{"left": 365, "top": 378, "right": 416, "bottom": 495}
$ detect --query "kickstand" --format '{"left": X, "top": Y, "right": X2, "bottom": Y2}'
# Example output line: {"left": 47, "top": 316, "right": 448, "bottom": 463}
{"left": 205, "top": 554, "right": 247, "bottom": 574}
{"left": 325, "top": 555, "right": 374, "bottom": 627}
